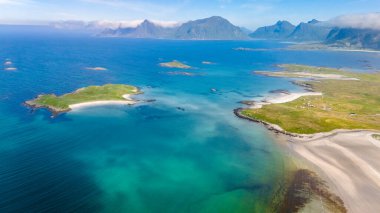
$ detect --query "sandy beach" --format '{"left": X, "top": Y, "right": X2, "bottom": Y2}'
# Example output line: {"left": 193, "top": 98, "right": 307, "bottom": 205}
{"left": 285, "top": 130, "right": 380, "bottom": 213}
{"left": 250, "top": 92, "right": 322, "bottom": 109}
{"left": 69, "top": 94, "right": 137, "bottom": 110}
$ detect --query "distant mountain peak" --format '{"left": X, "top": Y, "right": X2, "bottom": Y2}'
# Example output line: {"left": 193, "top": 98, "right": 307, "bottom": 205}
{"left": 175, "top": 16, "right": 248, "bottom": 40}
{"left": 208, "top": 16, "right": 226, "bottom": 20}
{"left": 288, "top": 19, "right": 332, "bottom": 41}
{"left": 276, "top": 20, "right": 291, "bottom": 25}
{"left": 308, "top": 19, "right": 320, "bottom": 24}
{"left": 140, "top": 20, "right": 156, "bottom": 26}
{"left": 249, "top": 20, "right": 295, "bottom": 39}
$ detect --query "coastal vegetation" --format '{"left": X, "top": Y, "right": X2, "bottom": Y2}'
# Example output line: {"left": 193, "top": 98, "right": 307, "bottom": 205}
{"left": 25, "top": 84, "right": 139, "bottom": 114}
{"left": 159, "top": 60, "right": 191, "bottom": 69}
{"left": 373, "top": 134, "right": 380, "bottom": 141}
{"left": 240, "top": 64, "right": 380, "bottom": 134}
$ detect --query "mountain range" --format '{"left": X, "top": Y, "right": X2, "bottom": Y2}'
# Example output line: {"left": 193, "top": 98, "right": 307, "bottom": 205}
{"left": 249, "top": 21, "right": 295, "bottom": 39}
{"left": 326, "top": 28, "right": 380, "bottom": 50}
{"left": 250, "top": 19, "right": 332, "bottom": 41}
{"left": 249, "top": 19, "right": 380, "bottom": 50}
{"left": 50, "top": 16, "right": 380, "bottom": 50}
{"left": 101, "top": 16, "right": 249, "bottom": 40}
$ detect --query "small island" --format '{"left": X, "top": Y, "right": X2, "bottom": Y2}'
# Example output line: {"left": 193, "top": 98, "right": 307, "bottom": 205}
{"left": 25, "top": 84, "right": 140, "bottom": 116}
{"left": 164, "top": 71, "right": 204, "bottom": 76}
{"left": 159, "top": 60, "right": 191, "bottom": 69}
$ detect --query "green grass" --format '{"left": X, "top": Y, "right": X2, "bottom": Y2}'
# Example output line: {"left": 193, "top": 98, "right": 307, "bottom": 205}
{"left": 27, "top": 84, "right": 139, "bottom": 111}
{"left": 242, "top": 64, "right": 380, "bottom": 134}
{"left": 278, "top": 64, "right": 346, "bottom": 74}
{"left": 159, "top": 60, "right": 191, "bottom": 69}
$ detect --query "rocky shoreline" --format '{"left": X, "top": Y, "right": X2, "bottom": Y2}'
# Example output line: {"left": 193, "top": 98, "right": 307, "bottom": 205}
{"left": 233, "top": 108, "right": 303, "bottom": 138}
{"left": 24, "top": 99, "right": 71, "bottom": 117}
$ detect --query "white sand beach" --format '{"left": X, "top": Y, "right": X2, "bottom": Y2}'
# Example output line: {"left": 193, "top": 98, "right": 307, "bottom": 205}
{"left": 251, "top": 92, "right": 322, "bottom": 109}
{"left": 69, "top": 94, "right": 137, "bottom": 110}
{"left": 286, "top": 130, "right": 380, "bottom": 213}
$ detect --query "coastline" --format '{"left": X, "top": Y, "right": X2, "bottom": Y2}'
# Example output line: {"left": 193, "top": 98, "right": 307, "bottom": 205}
{"left": 247, "top": 92, "right": 322, "bottom": 109}
{"left": 26, "top": 93, "right": 138, "bottom": 116}
{"left": 285, "top": 130, "right": 380, "bottom": 213}
{"left": 235, "top": 104, "right": 380, "bottom": 212}
{"left": 69, "top": 94, "right": 137, "bottom": 110}
{"left": 234, "top": 91, "right": 323, "bottom": 137}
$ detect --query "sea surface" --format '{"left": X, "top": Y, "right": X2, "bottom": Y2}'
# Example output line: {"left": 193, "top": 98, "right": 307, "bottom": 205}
{"left": 0, "top": 29, "right": 379, "bottom": 212}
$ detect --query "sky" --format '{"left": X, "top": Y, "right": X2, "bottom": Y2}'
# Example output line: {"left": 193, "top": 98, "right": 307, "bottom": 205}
{"left": 0, "top": 0, "right": 380, "bottom": 29}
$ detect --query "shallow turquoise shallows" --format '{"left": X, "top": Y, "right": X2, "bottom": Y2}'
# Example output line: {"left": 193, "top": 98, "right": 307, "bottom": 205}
{"left": 0, "top": 31, "right": 379, "bottom": 212}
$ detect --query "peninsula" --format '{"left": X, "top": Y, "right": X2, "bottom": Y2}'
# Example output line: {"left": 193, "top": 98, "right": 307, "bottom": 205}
{"left": 159, "top": 60, "right": 191, "bottom": 69}
{"left": 25, "top": 84, "right": 140, "bottom": 115}
{"left": 236, "top": 64, "right": 380, "bottom": 212}
{"left": 239, "top": 64, "right": 380, "bottom": 134}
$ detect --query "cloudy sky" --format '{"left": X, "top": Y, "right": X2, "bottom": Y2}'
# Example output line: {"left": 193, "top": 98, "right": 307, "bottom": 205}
{"left": 0, "top": 0, "right": 379, "bottom": 29}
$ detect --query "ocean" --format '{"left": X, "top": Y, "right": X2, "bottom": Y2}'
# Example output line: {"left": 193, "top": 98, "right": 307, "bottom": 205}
{"left": 1, "top": 30, "right": 379, "bottom": 212}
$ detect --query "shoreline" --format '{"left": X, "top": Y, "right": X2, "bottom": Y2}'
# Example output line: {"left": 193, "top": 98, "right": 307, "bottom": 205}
{"left": 69, "top": 94, "right": 137, "bottom": 110}
{"left": 234, "top": 91, "right": 323, "bottom": 137}
{"left": 235, "top": 106, "right": 380, "bottom": 212}
{"left": 284, "top": 130, "right": 380, "bottom": 213}
{"left": 26, "top": 93, "right": 138, "bottom": 116}
{"left": 247, "top": 92, "right": 322, "bottom": 109}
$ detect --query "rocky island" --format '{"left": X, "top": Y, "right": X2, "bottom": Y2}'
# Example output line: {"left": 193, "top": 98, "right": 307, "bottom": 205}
{"left": 159, "top": 60, "right": 191, "bottom": 69}
{"left": 25, "top": 84, "right": 140, "bottom": 116}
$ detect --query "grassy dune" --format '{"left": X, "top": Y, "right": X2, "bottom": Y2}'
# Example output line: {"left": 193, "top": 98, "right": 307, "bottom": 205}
{"left": 242, "top": 65, "right": 380, "bottom": 134}
{"left": 26, "top": 84, "right": 139, "bottom": 113}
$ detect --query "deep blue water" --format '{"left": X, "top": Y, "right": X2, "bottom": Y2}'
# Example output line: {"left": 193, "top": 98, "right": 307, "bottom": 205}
{"left": 1, "top": 31, "right": 380, "bottom": 212}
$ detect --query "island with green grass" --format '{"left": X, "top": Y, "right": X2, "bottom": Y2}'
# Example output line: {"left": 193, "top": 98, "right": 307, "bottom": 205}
{"left": 236, "top": 64, "right": 380, "bottom": 134}
{"left": 159, "top": 60, "right": 191, "bottom": 69}
{"left": 25, "top": 84, "right": 140, "bottom": 116}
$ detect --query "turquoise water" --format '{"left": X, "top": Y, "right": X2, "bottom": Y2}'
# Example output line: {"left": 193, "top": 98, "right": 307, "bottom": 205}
{"left": 1, "top": 31, "right": 380, "bottom": 212}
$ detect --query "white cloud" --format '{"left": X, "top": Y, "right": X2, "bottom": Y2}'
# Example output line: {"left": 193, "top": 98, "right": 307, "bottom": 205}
{"left": 52, "top": 19, "right": 180, "bottom": 30}
{"left": 0, "top": 0, "right": 33, "bottom": 5}
{"left": 89, "top": 20, "right": 180, "bottom": 29}
{"left": 329, "top": 13, "right": 380, "bottom": 30}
